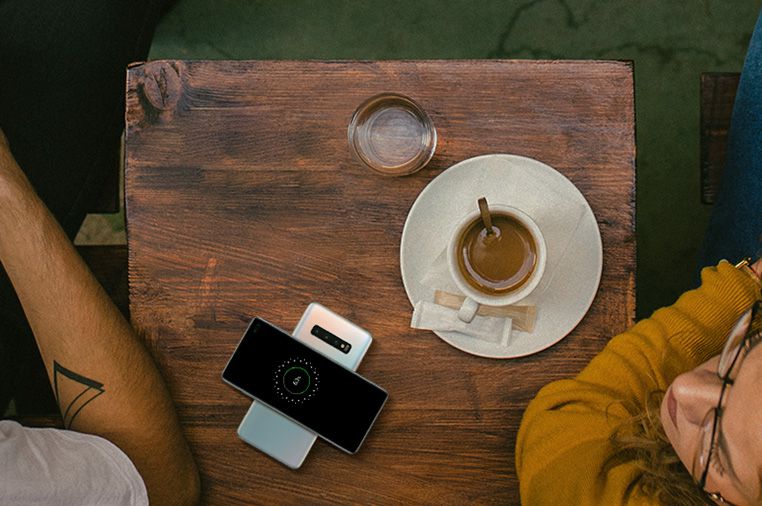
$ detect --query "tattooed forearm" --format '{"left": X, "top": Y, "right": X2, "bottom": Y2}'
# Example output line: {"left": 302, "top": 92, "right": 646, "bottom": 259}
{"left": 53, "top": 361, "right": 105, "bottom": 428}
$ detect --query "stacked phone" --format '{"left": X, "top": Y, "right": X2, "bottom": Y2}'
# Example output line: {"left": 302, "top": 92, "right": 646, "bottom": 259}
{"left": 222, "top": 303, "right": 387, "bottom": 468}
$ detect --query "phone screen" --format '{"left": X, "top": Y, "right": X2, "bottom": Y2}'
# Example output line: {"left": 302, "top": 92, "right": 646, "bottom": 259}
{"left": 223, "top": 318, "right": 388, "bottom": 454}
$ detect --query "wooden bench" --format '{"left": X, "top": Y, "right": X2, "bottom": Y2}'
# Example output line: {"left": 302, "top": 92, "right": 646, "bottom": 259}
{"left": 700, "top": 72, "right": 740, "bottom": 204}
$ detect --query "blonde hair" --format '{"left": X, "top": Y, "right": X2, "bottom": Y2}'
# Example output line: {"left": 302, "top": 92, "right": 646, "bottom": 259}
{"left": 603, "top": 391, "right": 710, "bottom": 505}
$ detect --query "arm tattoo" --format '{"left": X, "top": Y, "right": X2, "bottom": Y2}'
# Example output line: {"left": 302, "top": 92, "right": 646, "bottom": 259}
{"left": 53, "top": 361, "right": 105, "bottom": 429}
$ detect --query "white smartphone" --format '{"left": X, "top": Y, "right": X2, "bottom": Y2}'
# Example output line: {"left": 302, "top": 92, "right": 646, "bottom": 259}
{"left": 236, "top": 303, "right": 373, "bottom": 468}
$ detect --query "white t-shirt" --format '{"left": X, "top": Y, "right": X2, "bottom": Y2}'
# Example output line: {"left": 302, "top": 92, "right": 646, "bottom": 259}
{"left": 0, "top": 420, "right": 148, "bottom": 505}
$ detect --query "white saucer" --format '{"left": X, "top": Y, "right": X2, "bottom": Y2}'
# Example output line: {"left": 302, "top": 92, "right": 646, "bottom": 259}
{"left": 400, "top": 154, "right": 602, "bottom": 358}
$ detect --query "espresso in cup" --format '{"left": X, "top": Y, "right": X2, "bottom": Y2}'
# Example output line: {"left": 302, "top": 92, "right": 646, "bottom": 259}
{"left": 456, "top": 213, "right": 538, "bottom": 295}
{"left": 446, "top": 202, "right": 546, "bottom": 319}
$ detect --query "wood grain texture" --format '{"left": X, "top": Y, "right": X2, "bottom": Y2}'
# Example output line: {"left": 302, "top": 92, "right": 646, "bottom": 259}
{"left": 125, "top": 60, "right": 635, "bottom": 505}
{"left": 700, "top": 72, "right": 739, "bottom": 205}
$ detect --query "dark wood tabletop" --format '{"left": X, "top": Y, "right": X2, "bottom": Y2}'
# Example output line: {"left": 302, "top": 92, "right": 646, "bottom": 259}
{"left": 124, "top": 60, "right": 635, "bottom": 505}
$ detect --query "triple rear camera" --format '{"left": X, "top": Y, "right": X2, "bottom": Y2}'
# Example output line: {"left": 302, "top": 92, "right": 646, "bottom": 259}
{"left": 311, "top": 325, "right": 352, "bottom": 354}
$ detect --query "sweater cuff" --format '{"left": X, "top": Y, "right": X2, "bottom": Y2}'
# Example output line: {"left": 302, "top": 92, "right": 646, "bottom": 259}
{"left": 670, "top": 261, "right": 760, "bottom": 364}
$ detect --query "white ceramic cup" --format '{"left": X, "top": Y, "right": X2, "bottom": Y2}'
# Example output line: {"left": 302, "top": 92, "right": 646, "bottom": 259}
{"left": 446, "top": 205, "right": 547, "bottom": 323}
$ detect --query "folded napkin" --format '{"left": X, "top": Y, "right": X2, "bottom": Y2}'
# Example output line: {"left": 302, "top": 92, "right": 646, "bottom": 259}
{"left": 410, "top": 248, "right": 516, "bottom": 345}
{"left": 411, "top": 299, "right": 514, "bottom": 345}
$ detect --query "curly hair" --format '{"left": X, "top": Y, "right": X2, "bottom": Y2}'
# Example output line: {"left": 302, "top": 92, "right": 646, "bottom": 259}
{"left": 602, "top": 391, "right": 711, "bottom": 505}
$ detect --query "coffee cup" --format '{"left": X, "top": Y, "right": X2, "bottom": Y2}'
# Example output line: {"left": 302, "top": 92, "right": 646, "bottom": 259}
{"left": 446, "top": 204, "right": 546, "bottom": 323}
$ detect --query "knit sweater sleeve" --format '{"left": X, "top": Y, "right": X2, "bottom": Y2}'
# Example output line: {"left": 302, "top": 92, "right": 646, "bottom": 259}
{"left": 515, "top": 261, "right": 760, "bottom": 505}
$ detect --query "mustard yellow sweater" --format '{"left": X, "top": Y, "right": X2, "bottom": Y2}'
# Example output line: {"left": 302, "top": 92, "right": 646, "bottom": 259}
{"left": 515, "top": 261, "right": 761, "bottom": 505}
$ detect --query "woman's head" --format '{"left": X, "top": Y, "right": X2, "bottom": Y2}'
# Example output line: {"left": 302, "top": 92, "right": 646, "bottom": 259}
{"left": 661, "top": 302, "right": 762, "bottom": 505}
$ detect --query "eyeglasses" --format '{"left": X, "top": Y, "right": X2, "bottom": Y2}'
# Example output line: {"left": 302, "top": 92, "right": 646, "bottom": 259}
{"left": 692, "top": 300, "right": 762, "bottom": 503}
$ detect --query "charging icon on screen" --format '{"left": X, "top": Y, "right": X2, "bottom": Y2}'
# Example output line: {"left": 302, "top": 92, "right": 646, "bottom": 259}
{"left": 274, "top": 359, "right": 319, "bottom": 404}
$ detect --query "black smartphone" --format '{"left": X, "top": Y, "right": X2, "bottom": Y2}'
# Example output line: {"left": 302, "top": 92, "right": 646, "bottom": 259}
{"left": 222, "top": 318, "right": 388, "bottom": 454}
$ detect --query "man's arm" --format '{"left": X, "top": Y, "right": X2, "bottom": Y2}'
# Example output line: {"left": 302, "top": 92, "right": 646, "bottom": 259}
{"left": 0, "top": 130, "right": 200, "bottom": 505}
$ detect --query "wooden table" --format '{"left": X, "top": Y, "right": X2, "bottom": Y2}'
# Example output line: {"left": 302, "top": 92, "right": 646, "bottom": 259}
{"left": 124, "top": 60, "right": 635, "bottom": 505}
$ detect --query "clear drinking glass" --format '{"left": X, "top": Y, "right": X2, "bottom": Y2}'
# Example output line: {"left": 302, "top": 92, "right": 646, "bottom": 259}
{"left": 348, "top": 93, "right": 437, "bottom": 176}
